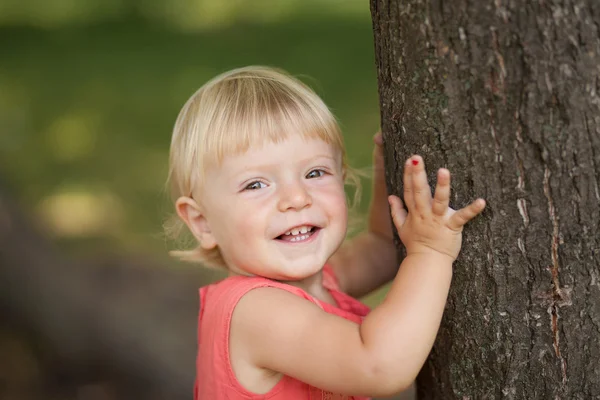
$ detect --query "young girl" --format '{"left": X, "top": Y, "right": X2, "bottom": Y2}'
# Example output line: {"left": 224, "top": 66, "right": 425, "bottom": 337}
{"left": 167, "top": 66, "right": 485, "bottom": 399}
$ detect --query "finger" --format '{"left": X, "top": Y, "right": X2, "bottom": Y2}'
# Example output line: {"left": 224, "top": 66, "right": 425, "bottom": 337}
{"left": 410, "top": 156, "right": 432, "bottom": 215}
{"left": 373, "top": 132, "right": 384, "bottom": 163}
{"left": 403, "top": 158, "right": 416, "bottom": 212}
{"left": 373, "top": 131, "right": 383, "bottom": 146}
{"left": 448, "top": 198, "right": 486, "bottom": 230}
{"left": 432, "top": 168, "right": 451, "bottom": 216}
{"left": 388, "top": 195, "right": 407, "bottom": 229}
{"left": 373, "top": 145, "right": 384, "bottom": 168}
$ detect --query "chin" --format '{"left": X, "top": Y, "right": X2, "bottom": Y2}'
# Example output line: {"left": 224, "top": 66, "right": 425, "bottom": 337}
{"left": 280, "top": 259, "right": 326, "bottom": 280}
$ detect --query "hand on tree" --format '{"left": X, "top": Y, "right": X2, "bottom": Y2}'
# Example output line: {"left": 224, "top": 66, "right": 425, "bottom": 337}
{"left": 388, "top": 155, "right": 485, "bottom": 261}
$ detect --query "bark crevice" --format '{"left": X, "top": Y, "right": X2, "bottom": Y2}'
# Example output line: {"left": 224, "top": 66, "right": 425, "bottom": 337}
{"left": 371, "top": 0, "right": 600, "bottom": 397}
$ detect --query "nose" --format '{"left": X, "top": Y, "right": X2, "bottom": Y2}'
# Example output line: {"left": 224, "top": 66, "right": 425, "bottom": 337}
{"left": 277, "top": 180, "right": 312, "bottom": 212}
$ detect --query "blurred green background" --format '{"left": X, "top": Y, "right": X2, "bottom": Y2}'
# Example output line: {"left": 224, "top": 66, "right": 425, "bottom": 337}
{"left": 0, "top": 0, "right": 382, "bottom": 264}
{"left": 0, "top": 1, "right": 395, "bottom": 397}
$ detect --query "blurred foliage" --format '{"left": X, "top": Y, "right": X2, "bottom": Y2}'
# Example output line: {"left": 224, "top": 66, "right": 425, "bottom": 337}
{"left": 0, "top": 0, "right": 367, "bottom": 30}
{"left": 0, "top": 1, "right": 383, "bottom": 293}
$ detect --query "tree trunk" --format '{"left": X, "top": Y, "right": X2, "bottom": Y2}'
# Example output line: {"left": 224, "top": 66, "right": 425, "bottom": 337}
{"left": 370, "top": 1, "right": 600, "bottom": 398}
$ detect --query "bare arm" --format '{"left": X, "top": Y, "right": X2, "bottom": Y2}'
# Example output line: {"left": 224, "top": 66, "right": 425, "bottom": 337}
{"left": 234, "top": 156, "right": 486, "bottom": 397}
{"left": 330, "top": 132, "right": 399, "bottom": 297}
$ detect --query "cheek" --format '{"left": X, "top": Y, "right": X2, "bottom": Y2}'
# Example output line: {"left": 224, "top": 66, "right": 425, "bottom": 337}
{"left": 229, "top": 205, "right": 266, "bottom": 239}
{"left": 321, "top": 186, "right": 348, "bottom": 218}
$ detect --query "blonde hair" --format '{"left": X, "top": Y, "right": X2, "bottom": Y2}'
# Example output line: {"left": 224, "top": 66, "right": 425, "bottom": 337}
{"left": 166, "top": 65, "right": 361, "bottom": 268}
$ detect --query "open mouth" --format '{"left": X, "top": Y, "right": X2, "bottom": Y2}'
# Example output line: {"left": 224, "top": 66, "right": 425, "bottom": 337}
{"left": 276, "top": 225, "right": 320, "bottom": 243}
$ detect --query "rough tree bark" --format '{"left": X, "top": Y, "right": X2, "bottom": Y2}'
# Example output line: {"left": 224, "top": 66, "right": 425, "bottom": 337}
{"left": 371, "top": 1, "right": 600, "bottom": 398}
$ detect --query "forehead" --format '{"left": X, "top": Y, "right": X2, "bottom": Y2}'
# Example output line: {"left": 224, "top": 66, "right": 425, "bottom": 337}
{"left": 212, "top": 136, "right": 342, "bottom": 175}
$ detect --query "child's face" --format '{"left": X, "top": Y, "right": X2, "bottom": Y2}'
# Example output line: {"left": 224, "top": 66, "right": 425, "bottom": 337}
{"left": 198, "top": 136, "right": 348, "bottom": 280}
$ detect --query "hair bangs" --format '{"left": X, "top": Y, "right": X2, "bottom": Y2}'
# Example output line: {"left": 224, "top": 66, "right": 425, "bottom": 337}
{"left": 200, "top": 73, "right": 344, "bottom": 172}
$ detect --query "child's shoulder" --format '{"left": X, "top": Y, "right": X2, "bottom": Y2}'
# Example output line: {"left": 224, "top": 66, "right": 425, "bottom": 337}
{"left": 201, "top": 265, "right": 340, "bottom": 306}
{"left": 199, "top": 275, "right": 317, "bottom": 314}
{"left": 200, "top": 275, "right": 267, "bottom": 305}
{"left": 201, "top": 274, "right": 289, "bottom": 294}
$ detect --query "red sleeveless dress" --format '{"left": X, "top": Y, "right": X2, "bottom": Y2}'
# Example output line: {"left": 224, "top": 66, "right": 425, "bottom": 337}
{"left": 194, "top": 265, "right": 371, "bottom": 399}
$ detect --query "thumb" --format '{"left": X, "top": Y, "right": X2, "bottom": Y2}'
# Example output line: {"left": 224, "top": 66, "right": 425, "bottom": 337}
{"left": 388, "top": 195, "right": 407, "bottom": 229}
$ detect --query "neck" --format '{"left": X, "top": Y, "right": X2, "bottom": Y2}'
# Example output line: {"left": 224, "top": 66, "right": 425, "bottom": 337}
{"left": 281, "top": 270, "right": 323, "bottom": 295}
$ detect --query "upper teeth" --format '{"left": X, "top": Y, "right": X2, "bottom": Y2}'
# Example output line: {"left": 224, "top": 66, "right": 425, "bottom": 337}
{"left": 285, "top": 226, "right": 313, "bottom": 236}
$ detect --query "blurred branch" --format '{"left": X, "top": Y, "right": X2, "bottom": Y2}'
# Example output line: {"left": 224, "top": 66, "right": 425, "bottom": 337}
{"left": 0, "top": 180, "right": 222, "bottom": 398}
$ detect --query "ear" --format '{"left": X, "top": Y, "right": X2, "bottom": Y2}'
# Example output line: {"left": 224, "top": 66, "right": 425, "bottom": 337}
{"left": 175, "top": 196, "right": 217, "bottom": 250}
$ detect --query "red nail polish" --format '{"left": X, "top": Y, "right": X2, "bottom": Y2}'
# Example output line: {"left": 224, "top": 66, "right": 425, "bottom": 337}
{"left": 412, "top": 159, "right": 419, "bottom": 166}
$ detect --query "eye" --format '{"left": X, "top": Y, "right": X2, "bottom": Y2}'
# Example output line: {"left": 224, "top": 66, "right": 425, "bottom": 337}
{"left": 306, "top": 169, "right": 326, "bottom": 179}
{"left": 244, "top": 181, "right": 267, "bottom": 190}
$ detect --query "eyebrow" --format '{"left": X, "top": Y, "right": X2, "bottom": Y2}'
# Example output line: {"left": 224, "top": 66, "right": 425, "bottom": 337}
{"left": 242, "top": 154, "right": 340, "bottom": 172}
